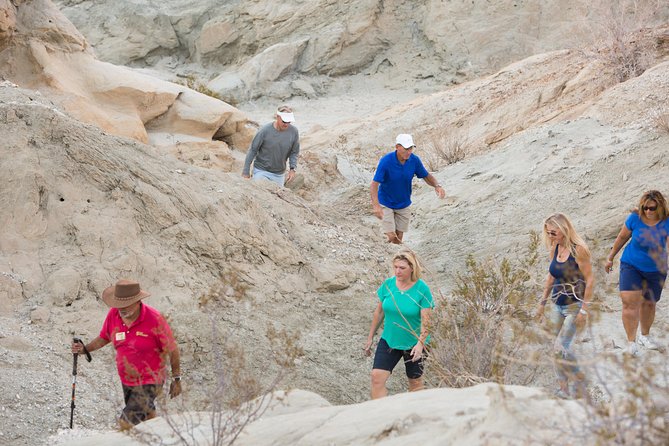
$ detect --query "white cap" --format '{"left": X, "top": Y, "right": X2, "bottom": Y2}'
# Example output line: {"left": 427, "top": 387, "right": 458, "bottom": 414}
{"left": 395, "top": 134, "right": 415, "bottom": 148}
{"left": 277, "top": 111, "right": 295, "bottom": 123}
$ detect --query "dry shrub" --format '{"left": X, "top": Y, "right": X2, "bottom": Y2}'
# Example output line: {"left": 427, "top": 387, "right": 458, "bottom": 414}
{"left": 422, "top": 127, "right": 469, "bottom": 171}
{"left": 136, "top": 269, "right": 303, "bottom": 446}
{"left": 651, "top": 107, "right": 669, "bottom": 135}
{"left": 428, "top": 233, "right": 543, "bottom": 388}
{"left": 588, "top": 0, "right": 665, "bottom": 82}
{"left": 176, "top": 74, "right": 226, "bottom": 103}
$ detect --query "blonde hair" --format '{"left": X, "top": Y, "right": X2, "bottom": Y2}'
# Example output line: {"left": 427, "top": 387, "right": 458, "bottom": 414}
{"left": 542, "top": 213, "right": 591, "bottom": 258}
{"left": 637, "top": 190, "right": 668, "bottom": 221}
{"left": 392, "top": 248, "right": 422, "bottom": 282}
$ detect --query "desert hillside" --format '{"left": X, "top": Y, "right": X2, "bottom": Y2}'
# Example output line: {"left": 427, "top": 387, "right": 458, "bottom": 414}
{"left": 1, "top": 1, "right": 669, "bottom": 445}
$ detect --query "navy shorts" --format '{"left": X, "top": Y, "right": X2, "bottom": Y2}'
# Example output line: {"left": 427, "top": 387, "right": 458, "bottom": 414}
{"left": 620, "top": 262, "right": 667, "bottom": 302}
{"left": 121, "top": 384, "right": 159, "bottom": 425}
{"left": 372, "top": 337, "right": 426, "bottom": 379}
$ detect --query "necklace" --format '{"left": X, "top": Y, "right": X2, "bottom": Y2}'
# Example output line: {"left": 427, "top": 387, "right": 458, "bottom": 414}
{"left": 396, "top": 280, "right": 414, "bottom": 293}
{"left": 557, "top": 244, "right": 569, "bottom": 261}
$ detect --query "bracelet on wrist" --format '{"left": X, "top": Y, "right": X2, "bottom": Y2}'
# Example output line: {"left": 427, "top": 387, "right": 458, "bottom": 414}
{"left": 172, "top": 375, "right": 181, "bottom": 382}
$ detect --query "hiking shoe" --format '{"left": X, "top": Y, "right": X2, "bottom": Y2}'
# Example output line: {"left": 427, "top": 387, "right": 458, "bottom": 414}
{"left": 625, "top": 341, "right": 640, "bottom": 357}
{"left": 637, "top": 334, "right": 659, "bottom": 350}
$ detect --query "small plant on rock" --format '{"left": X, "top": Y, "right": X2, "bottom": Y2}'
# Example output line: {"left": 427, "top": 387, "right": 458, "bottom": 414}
{"left": 176, "top": 74, "right": 225, "bottom": 102}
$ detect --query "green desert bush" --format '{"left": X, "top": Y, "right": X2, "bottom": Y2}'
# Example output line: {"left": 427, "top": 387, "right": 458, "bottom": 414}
{"left": 427, "top": 232, "right": 544, "bottom": 388}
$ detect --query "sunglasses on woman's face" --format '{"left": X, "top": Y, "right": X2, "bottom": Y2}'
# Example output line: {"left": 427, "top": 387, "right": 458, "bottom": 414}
{"left": 643, "top": 206, "right": 658, "bottom": 211}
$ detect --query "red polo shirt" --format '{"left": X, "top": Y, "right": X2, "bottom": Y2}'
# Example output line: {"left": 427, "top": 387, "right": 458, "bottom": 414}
{"left": 99, "top": 303, "right": 177, "bottom": 386}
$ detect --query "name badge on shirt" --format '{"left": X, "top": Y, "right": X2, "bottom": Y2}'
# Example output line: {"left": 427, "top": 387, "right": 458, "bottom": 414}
{"left": 115, "top": 331, "right": 126, "bottom": 341}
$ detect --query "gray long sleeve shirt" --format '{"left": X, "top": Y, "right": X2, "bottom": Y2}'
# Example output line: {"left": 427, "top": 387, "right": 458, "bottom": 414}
{"left": 242, "top": 123, "right": 300, "bottom": 176}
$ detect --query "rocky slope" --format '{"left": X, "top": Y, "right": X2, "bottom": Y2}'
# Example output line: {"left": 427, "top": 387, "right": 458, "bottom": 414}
{"left": 1, "top": 1, "right": 669, "bottom": 445}
{"left": 54, "top": 0, "right": 669, "bottom": 102}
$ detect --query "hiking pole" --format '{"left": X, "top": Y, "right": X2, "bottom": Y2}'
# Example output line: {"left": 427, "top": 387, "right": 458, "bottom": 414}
{"left": 70, "top": 337, "right": 92, "bottom": 429}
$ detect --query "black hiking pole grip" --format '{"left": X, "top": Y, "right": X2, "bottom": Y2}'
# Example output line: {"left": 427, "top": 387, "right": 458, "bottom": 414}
{"left": 73, "top": 337, "right": 92, "bottom": 363}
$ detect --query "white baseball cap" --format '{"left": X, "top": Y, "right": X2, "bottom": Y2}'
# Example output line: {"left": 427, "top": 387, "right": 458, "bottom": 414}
{"left": 277, "top": 111, "right": 295, "bottom": 123}
{"left": 395, "top": 134, "right": 415, "bottom": 148}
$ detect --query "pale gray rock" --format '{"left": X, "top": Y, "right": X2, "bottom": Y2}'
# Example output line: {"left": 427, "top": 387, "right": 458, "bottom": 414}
{"left": 48, "top": 385, "right": 592, "bottom": 445}
{"left": 45, "top": 266, "right": 82, "bottom": 306}
{"left": 290, "top": 79, "right": 316, "bottom": 98}
{"left": 209, "top": 38, "right": 309, "bottom": 101}
{"left": 30, "top": 306, "right": 49, "bottom": 324}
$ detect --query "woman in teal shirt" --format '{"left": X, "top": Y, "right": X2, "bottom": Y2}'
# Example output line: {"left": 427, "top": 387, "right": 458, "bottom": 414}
{"left": 363, "top": 249, "right": 435, "bottom": 399}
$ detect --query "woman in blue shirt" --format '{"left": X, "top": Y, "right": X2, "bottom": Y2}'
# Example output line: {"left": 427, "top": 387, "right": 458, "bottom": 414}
{"left": 536, "top": 213, "right": 594, "bottom": 399}
{"left": 606, "top": 190, "right": 669, "bottom": 356}
{"left": 363, "top": 248, "right": 434, "bottom": 399}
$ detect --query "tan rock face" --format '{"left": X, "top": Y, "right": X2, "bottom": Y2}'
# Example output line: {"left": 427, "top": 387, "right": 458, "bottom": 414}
{"left": 0, "top": 1, "right": 17, "bottom": 43}
{"left": 53, "top": 0, "right": 669, "bottom": 103}
{"left": 0, "top": 0, "right": 253, "bottom": 151}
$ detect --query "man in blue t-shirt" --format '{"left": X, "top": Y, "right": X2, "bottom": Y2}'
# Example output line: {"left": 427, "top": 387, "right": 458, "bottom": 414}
{"left": 370, "top": 134, "right": 445, "bottom": 244}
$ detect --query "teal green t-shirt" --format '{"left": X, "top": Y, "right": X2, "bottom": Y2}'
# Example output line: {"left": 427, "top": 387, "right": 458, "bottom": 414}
{"left": 378, "top": 277, "right": 434, "bottom": 350}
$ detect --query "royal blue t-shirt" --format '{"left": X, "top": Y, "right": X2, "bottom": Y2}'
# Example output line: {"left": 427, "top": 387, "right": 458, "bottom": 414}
{"left": 372, "top": 152, "right": 429, "bottom": 209}
{"left": 620, "top": 213, "right": 669, "bottom": 272}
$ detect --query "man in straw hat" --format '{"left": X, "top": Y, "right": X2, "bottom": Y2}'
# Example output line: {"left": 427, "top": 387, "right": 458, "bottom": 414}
{"left": 71, "top": 279, "right": 181, "bottom": 429}
{"left": 242, "top": 104, "right": 300, "bottom": 186}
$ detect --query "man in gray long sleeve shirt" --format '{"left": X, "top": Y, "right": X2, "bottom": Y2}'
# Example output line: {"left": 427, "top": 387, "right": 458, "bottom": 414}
{"left": 242, "top": 105, "right": 300, "bottom": 186}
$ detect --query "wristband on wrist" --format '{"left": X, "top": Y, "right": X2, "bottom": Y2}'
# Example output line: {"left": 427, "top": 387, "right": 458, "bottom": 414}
{"left": 172, "top": 375, "right": 181, "bottom": 382}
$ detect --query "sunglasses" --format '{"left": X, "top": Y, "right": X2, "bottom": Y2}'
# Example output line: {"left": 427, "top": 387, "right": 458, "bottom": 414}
{"left": 643, "top": 205, "right": 658, "bottom": 211}
{"left": 546, "top": 230, "right": 559, "bottom": 237}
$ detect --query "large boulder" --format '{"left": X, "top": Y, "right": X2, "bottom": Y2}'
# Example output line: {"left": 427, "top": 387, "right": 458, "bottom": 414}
{"left": 0, "top": 0, "right": 254, "bottom": 150}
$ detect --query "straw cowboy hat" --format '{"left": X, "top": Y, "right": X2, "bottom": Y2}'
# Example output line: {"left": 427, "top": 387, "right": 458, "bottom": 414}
{"left": 102, "top": 279, "right": 151, "bottom": 308}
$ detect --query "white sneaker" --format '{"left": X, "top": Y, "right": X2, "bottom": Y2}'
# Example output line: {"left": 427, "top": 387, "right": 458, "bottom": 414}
{"left": 637, "top": 334, "right": 659, "bottom": 350}
{"left": 625, "top": 341, "right": 640, "bottom": 357}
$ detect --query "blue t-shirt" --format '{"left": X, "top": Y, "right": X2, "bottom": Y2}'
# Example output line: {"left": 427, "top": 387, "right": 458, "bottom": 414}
{"left": 372, "top": 152, "right": 429, "bottom": 209}
{"left": 377, "top": 277, "right": 434, "bottom": 350}
{"left": 620, "top": 213, "right": 669, "bottom": 272}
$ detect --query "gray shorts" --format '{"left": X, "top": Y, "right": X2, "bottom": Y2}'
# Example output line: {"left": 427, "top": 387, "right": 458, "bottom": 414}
{"left": 381, "top": 206, "right": 411, "bottom": 233}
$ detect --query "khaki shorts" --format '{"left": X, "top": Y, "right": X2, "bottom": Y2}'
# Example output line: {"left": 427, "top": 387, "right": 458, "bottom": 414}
{"left": 381, "top": 206, "right": 411, "bottom": 233}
